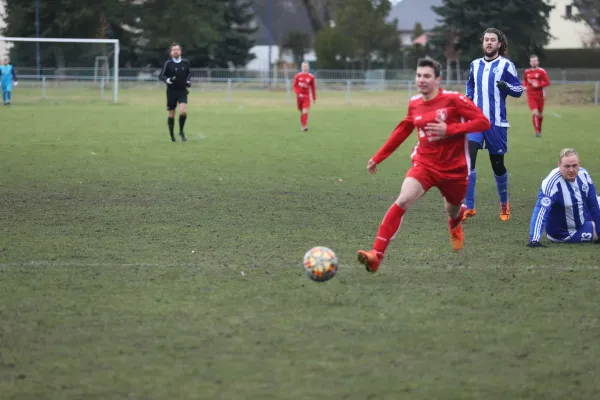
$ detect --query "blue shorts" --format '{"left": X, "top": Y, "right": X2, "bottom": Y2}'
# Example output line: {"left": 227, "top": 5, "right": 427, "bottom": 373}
{"left": 547, "top": 221, "right": 596, "bottom": 243}
{"left": 468, "top": 125, "right": 507, "bottom": 154}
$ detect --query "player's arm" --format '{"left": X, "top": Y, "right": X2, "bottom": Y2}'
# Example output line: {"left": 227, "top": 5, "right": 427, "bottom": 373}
{"left": 310, "top": 77, "right": 316, "bottom": 102}
{"left": 497, "top": 62, "right": 523, "bottom": 98}
{"left": 465, "top": 63, "right": 475, "bottom": 100}
{"left": 444, "top": 95, "right": 491, "bottom": 135}
{"left": 522, "top": 71, "right": 528, "bottom": 91}
{"left": 528, "top": 189, "right": 554, "bottom": 246}
{"left": 158, "top": 61, "right": 171, "bottom": 83}
{"left": 293, "top": 74, "right": 302, "bottom": 95}
{"left": 185, "top": 61, "right": 191, "bottom": 87}
{"left": 539, "top": 70, "right": 550, "bottom": 88}
{"left": 584, "top": 177, "right": 600, "bottom": 238}
{"left": 11, "top": 67, "right": 17, "bottom": 82}
{"left": 371, "top": 107, "right": 415, "bottom": 164}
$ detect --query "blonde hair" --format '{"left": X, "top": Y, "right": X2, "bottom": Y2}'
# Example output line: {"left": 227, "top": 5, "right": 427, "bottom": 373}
{"left": 559, "top": 148, "right": 579, "bottom": 161}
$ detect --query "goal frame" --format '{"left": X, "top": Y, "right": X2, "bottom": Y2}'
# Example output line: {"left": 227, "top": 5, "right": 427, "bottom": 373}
{"left": 0, "top": 37, "right": 120, "bottom": 103}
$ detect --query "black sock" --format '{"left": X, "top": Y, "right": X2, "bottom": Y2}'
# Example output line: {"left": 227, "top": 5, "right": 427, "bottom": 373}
{"left": 168, "top": 117, "right": 174, "bottom": 137}
{"left": 179, "top": 115, "right": 187, "bottom": 134}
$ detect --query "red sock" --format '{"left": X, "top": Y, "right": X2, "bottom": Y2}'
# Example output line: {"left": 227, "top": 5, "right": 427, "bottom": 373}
{"left": 301, "top": 114, "right": 308, "bottom": 127}
{"left": 373, "top": 203, "right": 405, "bottom": 254}
{"left": 532, "top": 115, "right": 539, "bottom": 133}
{"left": 538, "top": 116, "right": 543, "bottom": 131}
{"left": 449, "top": 207, "right": 464, "bottom": 229}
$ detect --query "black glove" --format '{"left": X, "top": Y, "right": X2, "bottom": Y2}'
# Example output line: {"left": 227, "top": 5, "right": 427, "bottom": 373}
{"left": 186, "top": 80, "right": 191, "bottom": 88}
{"left": 527, "top": 241, "right": 544, "bottom": 248}
{"left": 496, "top": 80, "right": 508, "bottom": 91}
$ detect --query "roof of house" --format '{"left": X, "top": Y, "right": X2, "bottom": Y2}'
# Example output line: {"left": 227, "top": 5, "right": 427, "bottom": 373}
{"left": 250, "top": 0, "right": 325, "bottom": 46}
{"left": 386, "top": 0, "right": 443, "bottom": 31}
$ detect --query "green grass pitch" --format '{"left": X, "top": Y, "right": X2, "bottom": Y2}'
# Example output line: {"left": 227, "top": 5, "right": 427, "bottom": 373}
{"left": 1, "top": 87, "right": 600, "bottom": 399}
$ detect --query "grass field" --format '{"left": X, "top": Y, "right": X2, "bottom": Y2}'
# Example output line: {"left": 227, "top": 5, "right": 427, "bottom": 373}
{"left": 1, "top": 87, "right": 600, "bottom": 399}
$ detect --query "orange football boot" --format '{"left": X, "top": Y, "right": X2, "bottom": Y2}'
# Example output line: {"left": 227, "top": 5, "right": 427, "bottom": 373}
{"left": 462, "top": 208, "right": 476, "bottom": 221}
{"left": 357, "top": 249, "right": 382, "bottom": 273}
{"left": 448, "top": 218, "right": 464, "bottom": 251}
{"left": 500, "top": 202, "right": 511, "bottom": 221}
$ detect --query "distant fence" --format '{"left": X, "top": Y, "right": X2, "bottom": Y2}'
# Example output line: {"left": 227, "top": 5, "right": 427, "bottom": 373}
{"left": 11, "top": 67, "right": 600, "bottom": 105}
{"left": 14, "top": 67, "right": 600, "bottom": 83}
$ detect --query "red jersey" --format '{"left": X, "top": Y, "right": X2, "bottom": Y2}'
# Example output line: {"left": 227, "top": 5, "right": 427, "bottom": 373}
{"left": 372, "top": 89, "right": 491, "bottom": 178}
{"left": 523, "top": 68, "right": 550, "bottom": 95}
{"left": 293, "top": 72, "right": 316, "bottom": 100}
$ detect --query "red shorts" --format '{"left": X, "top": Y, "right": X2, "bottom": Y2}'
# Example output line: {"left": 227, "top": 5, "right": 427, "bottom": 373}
{"left": 527, "top": 93, "right": 544, "bottom": 112}
{"left": 296, "top": 95, "right": 310, "bottom": 111}
{"left": 406, "top": 164, "right": 468, "bottom": 206}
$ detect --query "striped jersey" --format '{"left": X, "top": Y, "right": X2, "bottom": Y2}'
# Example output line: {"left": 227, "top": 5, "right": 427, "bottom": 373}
{"left": 466, "top": 56, "right": 522, "bottom": 127}
{"left": 529, "top": 167, "right": 600, "bottom": 242}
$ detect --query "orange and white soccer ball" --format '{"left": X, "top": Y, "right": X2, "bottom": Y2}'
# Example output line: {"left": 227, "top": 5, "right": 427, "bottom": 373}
{"left": 303, "top": 246, "right": 338, "bottom": 282}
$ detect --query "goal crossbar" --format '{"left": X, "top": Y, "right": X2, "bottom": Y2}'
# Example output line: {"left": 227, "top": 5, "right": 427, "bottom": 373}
{"left": 0, "top": 37, "right": 120, "bottom": 103}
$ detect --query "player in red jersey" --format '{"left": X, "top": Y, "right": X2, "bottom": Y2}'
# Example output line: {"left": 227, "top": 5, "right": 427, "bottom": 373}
{"left": 357, "top": 58, "right": 491, "bottom": 273}
{"left": 523, "top": 54, "right": 550, "bottom": 137}
{"left": 293, "top": 61, "right": 316, "bottom": 131}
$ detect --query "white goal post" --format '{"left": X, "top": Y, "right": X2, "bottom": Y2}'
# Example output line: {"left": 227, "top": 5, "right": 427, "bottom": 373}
{"left": 0, "top": 37, "right": 120, "bottom": 103}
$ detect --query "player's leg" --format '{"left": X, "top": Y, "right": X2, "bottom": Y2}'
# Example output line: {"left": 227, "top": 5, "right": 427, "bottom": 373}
{"left": 1, "top": 85, "right": 7, "bottom": 104}
{"left": 528, "top": 96, "right": 540, "bottom": 136}
{"left": 296, "top": 96, "right": 304, "bottom": 129}
{"left": 464, "top": 134, "right": 483, "bottom": 218}
{"left": 300, "top": 96, "right": 310, "bottom": 131}
{"left": 167, "top": 92, "right": 176, "bottom": 142}
{"left": 537, "top": 98, "right": 545, "bottom": 135}
{"left": 178, "top": 94, "right": 188, "bottom": 141}
{"left": 564, "top": 221, "right": 597, "bottom": 243}
{"left": 439, "top": 180, "right": 467, "bottom": 250}
{"left": 483, "top": 126, "right": 510, "bottom": 220}
{"left": 358, "top": 170, "right": 431, "bottom": 272}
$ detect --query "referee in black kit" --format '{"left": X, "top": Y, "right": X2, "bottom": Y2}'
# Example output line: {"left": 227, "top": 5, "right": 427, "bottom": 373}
{"left": 159, "top": 43, "right": 191, "bottom": 142}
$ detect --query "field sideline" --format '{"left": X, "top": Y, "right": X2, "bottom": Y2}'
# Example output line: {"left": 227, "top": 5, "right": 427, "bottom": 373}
{"left": 1, "top": 89, "right": 600, "bottom": 399}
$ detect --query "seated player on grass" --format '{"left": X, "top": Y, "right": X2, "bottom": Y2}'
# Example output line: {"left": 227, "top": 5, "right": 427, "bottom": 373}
{"left": 528, "top": 148, "right": 600, "bottom": 247}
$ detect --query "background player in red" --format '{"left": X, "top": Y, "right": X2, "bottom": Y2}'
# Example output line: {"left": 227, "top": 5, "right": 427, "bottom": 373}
{"left": 293, "top": 61, "right": 316, "bottom": 131}
{"left": 523, "top": 54, "right": 550, "bottom": 137}
{"left": 357, "top": 58, "right": 491, "bottom": 273}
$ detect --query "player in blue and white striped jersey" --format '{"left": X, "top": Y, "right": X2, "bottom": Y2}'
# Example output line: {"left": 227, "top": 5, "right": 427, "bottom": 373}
{"left": 528, "top": 148, "right": 600, "bottom": 247}
{"left": 463, "top": 28, "right": 523, "bottom": 222}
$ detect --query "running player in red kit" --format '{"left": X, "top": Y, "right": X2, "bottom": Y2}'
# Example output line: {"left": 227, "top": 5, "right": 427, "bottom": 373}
{"left": 357, "top": 58, "right": 491, "bottom": 273}
{"left": 293, "top": 61, "right": 316, "bottom": 131}
{"left": 523, "top": 54, "right": 550, "bottom": 137}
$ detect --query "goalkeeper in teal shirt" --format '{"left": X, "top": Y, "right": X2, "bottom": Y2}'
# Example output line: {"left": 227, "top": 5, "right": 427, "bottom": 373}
{"left": 0, "top": 57, "right": 18, "bottom": 105}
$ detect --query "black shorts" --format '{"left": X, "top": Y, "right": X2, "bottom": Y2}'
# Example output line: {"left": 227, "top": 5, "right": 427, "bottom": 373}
{"left": 166, "top": 89, "right": 188, "bottom": 110}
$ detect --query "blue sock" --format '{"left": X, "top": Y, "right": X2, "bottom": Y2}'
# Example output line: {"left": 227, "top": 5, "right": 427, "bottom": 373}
{"left": 495, "top": 172, "right": 509, "bottom": 204}
{"left": 7, "top": 92, "right": 11, "bottom": 102}
{"left": 1, "top": 92, "right": 5, "bottom": 103}
{"left": 466, "top": 169, "right": 476, "bottom": 209}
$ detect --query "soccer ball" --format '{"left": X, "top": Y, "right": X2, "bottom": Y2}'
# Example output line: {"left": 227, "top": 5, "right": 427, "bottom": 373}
{"left": 303, "top": 246, "right": 338, "bottom": 282}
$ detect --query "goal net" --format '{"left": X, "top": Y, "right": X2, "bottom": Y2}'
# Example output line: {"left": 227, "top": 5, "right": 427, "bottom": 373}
{"left": 0, "top": 37, "right": 119, "bottom": 103}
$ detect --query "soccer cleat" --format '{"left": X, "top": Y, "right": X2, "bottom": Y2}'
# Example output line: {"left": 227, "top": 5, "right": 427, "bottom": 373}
{"left": 462, "top": 208, "right": 476, "bottom": 220}
{"left": 357, "top": 249, "right": 382, "bottom": 273}
{"left": 171, "top": 136, "right": 176, "bottom": 142}
{"left": 448, "top": 218, "right": 464, "bottom": 251}
{"left": 500, "top": 202, "right": 511, "bottom": 221}
{"left": 180, "top": 132, "right": 187, "bottom": 142}
{"left": 301, "top": 127, "right": 308, "bottom": 132}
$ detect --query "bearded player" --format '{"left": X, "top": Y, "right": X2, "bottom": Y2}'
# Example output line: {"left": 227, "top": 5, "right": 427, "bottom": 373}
{"left": 523, "top": 54, "right": 550, "bottom": 137}
{"left": 357, "top": 58, "right": 491, "bottom": 273}
{"left": 293, "top": 61, "right": 316, "bottom": 131}
{"left": 464, "top": 28, "right": 523, "bottom": 221}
